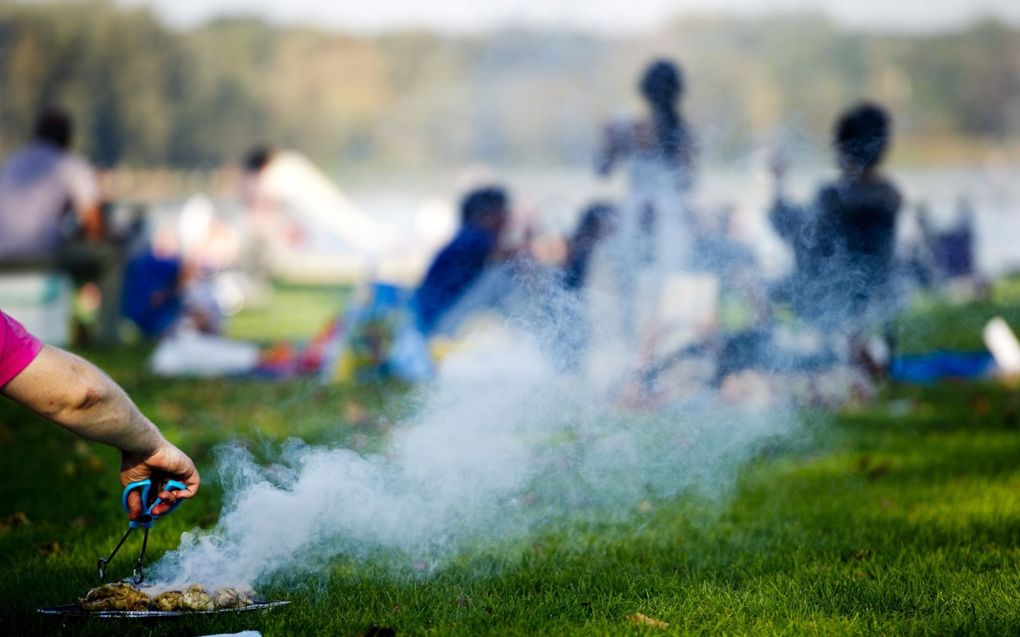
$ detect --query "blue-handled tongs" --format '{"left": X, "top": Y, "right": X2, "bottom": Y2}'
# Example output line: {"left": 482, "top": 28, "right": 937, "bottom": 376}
{"left": 96, "top": 479, "right": 185, "bottom": 585}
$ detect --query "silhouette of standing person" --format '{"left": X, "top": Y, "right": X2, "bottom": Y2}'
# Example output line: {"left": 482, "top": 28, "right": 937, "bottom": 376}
{"left": 596, "top": 59, "right": 698, "bottom": 352}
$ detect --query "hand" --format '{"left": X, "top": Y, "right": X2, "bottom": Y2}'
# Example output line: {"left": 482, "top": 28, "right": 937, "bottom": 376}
{"left": 120, "top": 441, "right": 200, "bottom": 520}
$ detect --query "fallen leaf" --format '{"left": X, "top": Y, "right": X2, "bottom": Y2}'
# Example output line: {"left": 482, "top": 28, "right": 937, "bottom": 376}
{"left": 0, "top": 512, "right": 30, "bottom": 529}
{"left": 38, "top": 540, "right": 62, "bottom": 557}
{"left": 627, "top": 612, "right": 669, "bottom": 629}
{"left": 199, "top": 511, "right": 219, "bottom": 527}
{"left": 866, "top": 463, "right": 890, "bottom": 480}
{"left": 848, "top": 548, "right": 874, "bottom": 562}
{"left": 973, "top": 397, "right": 990, "bottom": 415}
{"left": 70, "top": 515, "right": 92, "bottom": 529}
{"left": 344, "top": 402, "right": 367, "bottom": 425}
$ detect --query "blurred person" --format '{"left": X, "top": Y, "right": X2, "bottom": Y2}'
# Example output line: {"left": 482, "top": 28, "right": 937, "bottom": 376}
{"left": 0, "top": 108, "right": 102, "bottom": 260}
{"left": 412, "top": 186, "right": 511, "bottom": 336}
{"left": 562, "top": 202, "right": 618, "bottom": 292}
{"left": 240, "top": 146, "right": 290, "bottom": 296}
{"left": 240, "top": 145, "right": 398, "bottom": 285}
{"left": 557, "top": 202, "right": 618, "bottom": 371}
{"left": 769, "top": 102, "right": 902, "bottom": 364}
{"left": 0, "top": 107, "right": 127, "bottom": 343}
{"left": 597, "top": 59, "right": 697, "bottom": 265}
{"left": 596, "top": 59, "right": 699, "bottom": 349}
{"left": 120, "top": 221, "right": 223, "bottom": 339}
{"left": 937, "top": 197, "right": 976, "bottom": 283}
{"left": 0, "top": 309, "right": 199, "bottom": 518}
{"left": 323, "top": 187, "right": 513, "bottom": 384}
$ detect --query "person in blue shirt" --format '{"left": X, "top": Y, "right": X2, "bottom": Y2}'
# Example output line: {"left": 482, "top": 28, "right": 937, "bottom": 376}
{"left": 413, "top": 186, "right": 509, "bottom": 335}
{"left": 121, "top": 246, "right": 185, "bottom": 338}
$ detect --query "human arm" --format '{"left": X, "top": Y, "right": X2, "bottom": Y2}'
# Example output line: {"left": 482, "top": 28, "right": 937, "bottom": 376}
{"left": 769, "top": 198, "right": 803, "bottom": 243}
{"left": 64, "top": 156, "right": 104, "bottom": 241}
{"left": 596, "top": 121, "right": 626, "bottom": 177}
{"left": 78, "top": 202, "right": 103, "bottom": 241}
{"left": 1, "top": 345, "right": 199, "bottom": 517}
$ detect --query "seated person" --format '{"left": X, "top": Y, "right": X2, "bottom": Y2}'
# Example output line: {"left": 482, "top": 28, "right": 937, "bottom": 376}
{"left": 769, "top": 102, "right": 902, "bottom": 330}
{"left": 121, "top": 222, "right": 223, "bottom": 339}
{"left": 121, "top": 233, "right": 188, "bottom": 338}
{"left": 0, "top": 108, "right": 102, "bottom": 262}
{"left": 0, "top": 107, "right": 128, "bottom": 343}
{"left": 412, "top": 186, "right": 510, "bottom": 336}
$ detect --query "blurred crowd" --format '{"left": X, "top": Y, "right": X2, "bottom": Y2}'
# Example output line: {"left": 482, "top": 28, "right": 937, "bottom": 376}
{"left": 1, "top": 57, "right": 1010, "bottom": 409}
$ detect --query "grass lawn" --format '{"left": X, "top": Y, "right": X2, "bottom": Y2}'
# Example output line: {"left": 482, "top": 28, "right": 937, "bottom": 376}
{"left": 1, "top": 282, "right": 1019, "bottom": 635}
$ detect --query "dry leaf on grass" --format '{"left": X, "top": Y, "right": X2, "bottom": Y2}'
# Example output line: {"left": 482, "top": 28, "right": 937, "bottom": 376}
{"left": 848, "top": 548, "right": 874, "bottom": 562}
{"left": 38, "top": 540, "right": 62, "bottom": 556}
{"left": 0, "top": 512, "right": 30, "bottom": 529}
{"left": 70, "top": 515, "right": 92, "bottom": 529}
{"left": 627, "top": 612, "right": 669, "bottom": 629}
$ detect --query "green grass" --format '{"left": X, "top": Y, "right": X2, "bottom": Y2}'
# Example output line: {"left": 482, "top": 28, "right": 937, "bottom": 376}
{"left": 2, "top": 283, "right": 1020, "bottom": 635}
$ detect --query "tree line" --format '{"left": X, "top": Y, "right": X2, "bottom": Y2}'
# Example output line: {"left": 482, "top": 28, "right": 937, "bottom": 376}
{"left": 1, "top": 1, "right": 1017, "bottom": 169}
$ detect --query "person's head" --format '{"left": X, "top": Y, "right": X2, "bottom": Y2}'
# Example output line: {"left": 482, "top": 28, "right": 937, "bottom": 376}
{"left": 640, "top": 59, "right": 683, "bottom": 111}
{"left": 243, "top": 146, "right": 276, "bottom": 173}
{"left": 34, "top": 107, "right": 73, "bottom": 150}
{"left": 461, "top": 186, "right": 509, "bottom": 235}
{"left": 833, "top": 102, "right": 892, "bottom": 175}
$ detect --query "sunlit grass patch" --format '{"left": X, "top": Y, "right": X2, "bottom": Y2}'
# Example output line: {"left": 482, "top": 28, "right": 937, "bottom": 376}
{"left": 2, "top": 284, "right": 1020, "bottom": 635}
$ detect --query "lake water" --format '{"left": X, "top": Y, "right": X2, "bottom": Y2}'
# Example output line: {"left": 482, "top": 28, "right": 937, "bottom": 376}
{"left": 343, "top": 163, "right": 1020, "bottom": 278}
{"left": 153, "top": 162, "right": 1018, "bottom": 280}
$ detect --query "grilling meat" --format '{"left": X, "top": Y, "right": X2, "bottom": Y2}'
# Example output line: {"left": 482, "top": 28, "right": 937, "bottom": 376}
{"left": 213, "top": 586, "right": 256, "bottom": 609}
{"left": 79, "top": 582, "right": 152, "bottom": 611}
{"left": 180, "top": 584, "right": 215, "bottom": 610}
{"left": 152, "top": 590, "right": 184, "bottom": 612}
{"left": 79, "top": 583, "right": 257, "bottom": 612}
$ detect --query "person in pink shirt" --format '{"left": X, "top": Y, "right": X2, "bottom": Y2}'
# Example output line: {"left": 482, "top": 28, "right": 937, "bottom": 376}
{"left": 0, "top": 310, "right": 199, "bottom": 518}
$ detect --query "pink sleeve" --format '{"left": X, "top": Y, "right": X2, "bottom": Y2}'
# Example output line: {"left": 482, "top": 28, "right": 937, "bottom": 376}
{"left": 0, "top": 310, "right": 44, "bottom": 387}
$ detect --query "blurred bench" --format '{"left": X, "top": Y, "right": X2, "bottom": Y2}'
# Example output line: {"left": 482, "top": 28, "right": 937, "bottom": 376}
{"left": 0, "top": 242, "right": 125, "bottom": 345}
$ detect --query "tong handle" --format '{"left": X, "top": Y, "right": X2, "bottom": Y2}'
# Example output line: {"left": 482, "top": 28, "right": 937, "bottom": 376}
{"left": 122, "top": 479, "right": 187, "bottom": 529}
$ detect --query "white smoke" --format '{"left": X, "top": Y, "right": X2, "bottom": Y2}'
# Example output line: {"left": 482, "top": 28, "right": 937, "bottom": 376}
{"left": 150, "top": 319, "right": 798, "bottom": 589}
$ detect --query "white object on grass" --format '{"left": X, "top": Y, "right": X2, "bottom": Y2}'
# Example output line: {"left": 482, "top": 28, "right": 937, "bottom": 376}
{"left": 150, "top": 329, "right": 260, "bottom": 377}
{"left": 984, "top": 317, "right": 1020, "bottom": 375}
